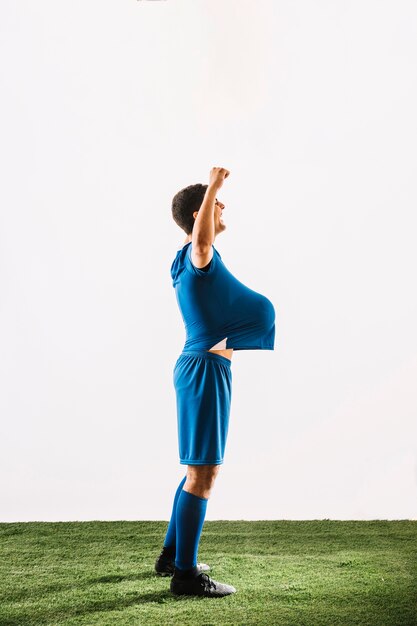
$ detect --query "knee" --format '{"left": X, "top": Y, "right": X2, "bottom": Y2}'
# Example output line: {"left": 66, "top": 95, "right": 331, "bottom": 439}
{"left": 185, "top": 465, "right": 221, "bottom": 498}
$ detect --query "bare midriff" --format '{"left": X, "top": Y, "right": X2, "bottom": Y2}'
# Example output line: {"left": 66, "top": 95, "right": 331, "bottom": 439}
{"left": 207, "top": 348, "right": 233, "bottom": 361}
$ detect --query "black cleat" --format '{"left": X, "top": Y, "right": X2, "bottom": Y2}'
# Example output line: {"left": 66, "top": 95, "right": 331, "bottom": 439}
{"left": 155, "top": 555, "right": 210, "bottom": 577}
{"left": 170, "top": 571, "right": 237, "bottom": 597}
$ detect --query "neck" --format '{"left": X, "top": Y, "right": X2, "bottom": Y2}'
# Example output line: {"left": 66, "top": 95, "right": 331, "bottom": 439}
{"left": 183, "top": 235, "right": 217, "bottom": 245}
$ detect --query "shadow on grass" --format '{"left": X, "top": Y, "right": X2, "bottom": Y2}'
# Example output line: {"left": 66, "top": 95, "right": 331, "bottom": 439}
{"left": 91, "top": 571, "right": 159, "bottom": 584}
{"left": 3, "top": 585, "right": 417, "bottom": 626}
{"left": 2, "top": 584, "right": 200, "bottom": 626}
{"left": 0, "top": 570, "right": 168, "bottom": 604}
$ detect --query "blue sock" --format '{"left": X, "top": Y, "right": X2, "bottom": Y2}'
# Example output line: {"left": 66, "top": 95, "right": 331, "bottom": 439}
{"left": 175, "top": 489, "right": 208, "bottom": 571}
{"left": 163, "top": 475, "right": 187, "bottom": 551}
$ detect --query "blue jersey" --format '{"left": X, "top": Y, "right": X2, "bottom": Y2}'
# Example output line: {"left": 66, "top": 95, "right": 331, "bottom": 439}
{"left": 171, "top": 242, "right": 276, "bottom": 352}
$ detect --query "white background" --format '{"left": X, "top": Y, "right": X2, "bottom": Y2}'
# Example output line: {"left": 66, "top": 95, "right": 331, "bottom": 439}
{"left": 1, "top": 0, "right": 416, "bottom": 521}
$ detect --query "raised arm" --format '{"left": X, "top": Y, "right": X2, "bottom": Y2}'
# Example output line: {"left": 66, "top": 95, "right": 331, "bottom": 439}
{"left": 192, "top": 184, "right": 217, "bottom": 249}
{"left": 191, "top": 167, "right": 230, "bottom": 268}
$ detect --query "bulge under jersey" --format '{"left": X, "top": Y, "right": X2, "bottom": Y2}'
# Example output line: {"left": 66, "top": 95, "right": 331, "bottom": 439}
{"left": 171, "top": 242, "right": 276, "bottom": 352}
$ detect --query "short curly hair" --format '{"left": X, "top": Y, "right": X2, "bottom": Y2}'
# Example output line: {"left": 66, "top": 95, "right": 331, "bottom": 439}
{"left": 171, "top": 183, "right": 208, "bottom": 235}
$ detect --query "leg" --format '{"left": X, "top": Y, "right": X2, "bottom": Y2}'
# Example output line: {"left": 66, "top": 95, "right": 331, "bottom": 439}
{"left": 175, "top": 464, "right": 221, "bottom": 572}
{"left": 155, "top": 466, "right": 218, "bottom": 576}
{"left": 169, "top": 355, "right": 236, "bottom": 595}
{"left": 162, "top": 475, "right": 187, "bottom": 551}
{"left": 170, "top": 460, "right": 236, "bottom": 596}
{"left": 161, "top": 464, "right": 220, "bottom": 553}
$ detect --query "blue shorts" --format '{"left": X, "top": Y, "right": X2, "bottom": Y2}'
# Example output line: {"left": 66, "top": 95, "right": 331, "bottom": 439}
{"left": 173, "top": 350, "right": 233, "bottom": 465}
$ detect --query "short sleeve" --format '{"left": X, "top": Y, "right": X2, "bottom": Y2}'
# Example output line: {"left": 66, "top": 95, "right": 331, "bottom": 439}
{"left": 184, "top": 242, "right": 217, "bottom": 277}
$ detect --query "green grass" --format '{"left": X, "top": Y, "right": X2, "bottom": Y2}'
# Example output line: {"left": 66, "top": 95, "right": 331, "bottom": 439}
{"left": 0, "top": 520, "right": 416, "bottom": 626}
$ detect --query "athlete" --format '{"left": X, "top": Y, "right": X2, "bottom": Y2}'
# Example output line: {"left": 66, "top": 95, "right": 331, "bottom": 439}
{"left": 154, "top": 167, "right": 276, "bottom": 598}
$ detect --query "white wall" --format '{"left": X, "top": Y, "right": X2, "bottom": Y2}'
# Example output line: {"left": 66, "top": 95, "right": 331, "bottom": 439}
{"left": 1, "top": 0, "right": 416, "bottom": 521}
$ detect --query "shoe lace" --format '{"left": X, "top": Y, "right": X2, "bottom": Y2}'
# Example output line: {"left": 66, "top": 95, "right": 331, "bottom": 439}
{"left": 200, "top": 573, "right": 216, "bottom": 591}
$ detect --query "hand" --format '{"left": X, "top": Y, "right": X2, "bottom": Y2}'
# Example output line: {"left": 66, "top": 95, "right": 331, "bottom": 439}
{"left": 209, "top": 167, "right": 230, "bottom": 190}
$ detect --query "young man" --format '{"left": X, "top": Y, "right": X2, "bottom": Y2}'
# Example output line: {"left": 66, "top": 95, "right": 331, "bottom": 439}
{"left": 154, "top": 167, "right": 276, "bottom": 598}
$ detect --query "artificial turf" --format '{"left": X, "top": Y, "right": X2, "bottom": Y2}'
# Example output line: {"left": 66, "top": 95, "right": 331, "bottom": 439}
{"left": 0, "top": 520, "right": 416, "bottom": 625}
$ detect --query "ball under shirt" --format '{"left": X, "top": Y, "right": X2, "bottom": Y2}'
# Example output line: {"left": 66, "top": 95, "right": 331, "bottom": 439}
{"left": 171, "top": 242, "right": 276, "bottom": 352}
